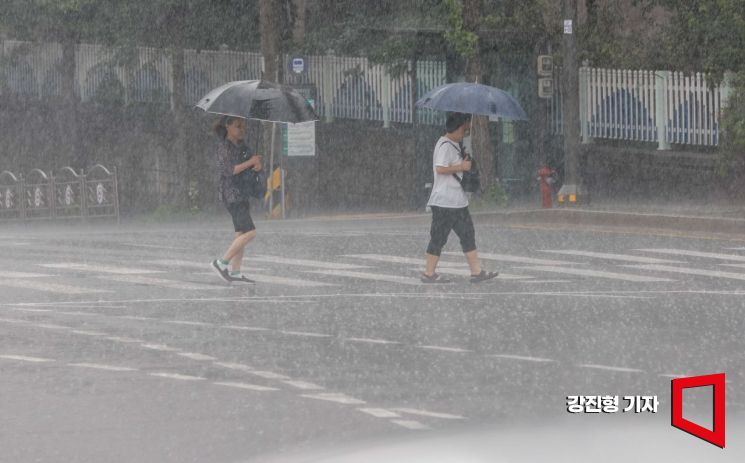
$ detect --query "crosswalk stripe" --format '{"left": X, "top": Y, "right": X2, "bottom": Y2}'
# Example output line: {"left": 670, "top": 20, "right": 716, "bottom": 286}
{"left": 252, "top": 255, "right": 369, "bottom": 270}
{"left": 391, "top": 420, "right": 430, "bottom": 430}
{"left": 214, "top": 381, "right": 278, "bottom": 392}
{"left": 636, "top": 248, "right": 745, "bottom": 262}
{"left": 40, "top": 263, "right": 165, "bottom": 274}
{"left": 150, "top": 260, "right": 263, "bottom": 273}
{"left": 541, "top": 250, "right": 684, "bottom": 264}
{"left": 624, "top": 264, "right": 745, "bottom": 281}
{"left": 391, "top": 408, "right": 465, "bottom": 420}
{"left": 69, "top": 363, "right": 137, "bottom": 372}
{"left": 343, "top": 254, "right": 467, "bottom": 268}
{"left": 425, "top": 267, "right": 533, "bottom": 280}
{"left": 0, "top": 271, "right": 51, "bottom": 278}
{"left": 97, "top": 275, "right": 226, "bottom": 291}
{"left": 301, "top": 392, "right": 366, "bottom": 405}
{"left": 519, "top": 266, "right": 673, "bottom": 282}
{"left": 305, "top": 269, "right": 422, "bottom": 286}
{"left": 450, "top": 252, "right": 580, "bottom": 266}
{"left": 0, "top": 354, "right": 54, "bottom": 363}
{"left": 0, "top": 279, "right": 109, "bottom": 295}
{"left": 721, "top": 263, "right": 745, "bottom": 269}
{"left": 247, "top": 274, "right": 335, "bottom": 288}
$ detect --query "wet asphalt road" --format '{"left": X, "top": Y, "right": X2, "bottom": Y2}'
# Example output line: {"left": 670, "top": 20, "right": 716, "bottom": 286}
{"left": 1, "top": 213, "right": 744, "bottom": 462}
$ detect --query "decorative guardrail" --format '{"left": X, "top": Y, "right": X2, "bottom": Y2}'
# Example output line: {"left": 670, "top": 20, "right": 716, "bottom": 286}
{"left": 0, "top": 165, "right": 119, "bottom": 222}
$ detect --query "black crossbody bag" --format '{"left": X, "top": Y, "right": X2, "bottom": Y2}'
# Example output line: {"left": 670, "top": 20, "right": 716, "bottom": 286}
{"left": 438, "top": 140, "right": 481, "bottom": 193}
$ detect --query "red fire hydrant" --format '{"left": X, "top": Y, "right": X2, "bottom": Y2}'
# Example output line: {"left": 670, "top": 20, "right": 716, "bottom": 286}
{"left": 536, "top": 165, "right": 555, "bottom": 209}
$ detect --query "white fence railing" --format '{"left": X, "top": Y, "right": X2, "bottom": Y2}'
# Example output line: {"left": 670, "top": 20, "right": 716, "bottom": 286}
{"left": 550, "top": 67, "right": 734, "bottom": 148}
{"left": 0, "top": 40, "right": 446, "bottom": 125}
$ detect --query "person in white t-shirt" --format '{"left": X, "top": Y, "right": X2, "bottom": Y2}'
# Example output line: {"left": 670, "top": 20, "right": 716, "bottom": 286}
{"left": 421, "top": 112, "right": 498, "bottom": 284}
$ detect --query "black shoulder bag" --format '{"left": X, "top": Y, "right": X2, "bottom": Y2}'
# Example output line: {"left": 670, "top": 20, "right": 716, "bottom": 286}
{"left": 440, "top": 140, "right": 481, "bottom": 193}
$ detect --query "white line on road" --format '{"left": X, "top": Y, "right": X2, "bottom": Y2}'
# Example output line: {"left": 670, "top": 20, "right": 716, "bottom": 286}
{"left": 391, "top": 408, "right": 465, "bottom": 420}
{"left": 221, "top": 325, "right": 270, "bottom": 332}
{"left": 489, "top": 354, "right": 556, "bottom": 363}
{"left": 519, "top": 266, "right": 673, "bottom": 282}
{"left": 624, "top": 264, "right": 745, "bottom": 281}
{"left": 345, "top": 337, "right": 400, "bottom": 345}
{"left": 721, "top": 263, "right": 745, "bottom": 269}
{"left": 424, "top": 267, "right": 533, "bottom": 280}
{"left": 247, "top": 274, "right": 336, "bottom": 288}
{"left": 252, "top": 255, "right": 369, "bottom": 270}
{"left": 248, "top": 371, "right": 290, "bottom": 380}
{"left": 177, "top": 353, "right": 217, "bottom": 361}
{"left": 213, "top": 382, "right": 279, "bottom": 392}
{"left": 301, "top": 393, "right": 366, "bottom": 405}
{"left": 342, "top": 254, "right": 466, "bottom": 268}
{"left": 40, "top": 263, "right": 165, "bottom": 275}
{"left": 105, "top": 336, "right": 143, "bottom": 343}
{"left": 149, "top": 372, "right": 206, "bottom": 381}
{"left": 0, "top": 271, "right": 52, "bottom": 278}
{"left": 282, "top": 380, "right": 324, "bottom": 390}
{"left": 213, "top": 362, "right": 254, "bottom": 372}
{"left": 118, "top": 316, "right": 156, "bottom": 321}
{"left": 390, "top": 420, "right": 431, "bottom": 430}
{"left": 9, "top": 308, "right": 52, "bottom": 313}
{"left": 306, "top": 269, "right": 422, "bottom": 286}
{"left": 70, "top": 330, "right": 107, "bottom": 336}
{"left": 636, "top": 248, "right": 745, "bottom": 262}
{"left": 141, "top": 343, "right": 180, "bottom": 352}
{"left": 0, "top": 279, "right": 110, "bottom": 295}
{"left": 577, "top": 364, "right": 645, "bottom": 373}
{"left": 166, "top": 320, "right": 212, "bottom": 327}
{"left": 69, "top": 363, "right": 137, "bottom": 372}
{"left": 541, "top": 250, "right": 684, "bottom": 264}
{"left": 450, "top": 252, "right": 581, "bottom": 266}
{"left": 357, "top": 408, "right": 401, "bottom": 418}
{"left": 418, "top": 345, "right": 473, "bottom": 353}
{"left": 279, "top": 330, "right": 332, "bottom": 338}
{"left": 98, "top": 275, "right": 227, "bottom": 291}
{"left": 0, "top": 354, "right": 54, "bottom": 363}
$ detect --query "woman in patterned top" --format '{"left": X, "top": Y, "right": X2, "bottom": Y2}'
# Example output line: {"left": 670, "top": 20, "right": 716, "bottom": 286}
{"left": 210, "top": 116, "right": 263, "bottom": 283}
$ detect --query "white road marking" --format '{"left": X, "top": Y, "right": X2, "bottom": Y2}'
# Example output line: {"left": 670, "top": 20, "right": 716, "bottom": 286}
{"left": 118, "top": 315, "right": 156, "bottom": 321}
{"left": 98, "top": 275, "right": 226, "bottom": 291}
{"left": 357, "top": 408, "right": 401, "bottom": 418}
{"left": 279, "top": 330, "right": 332, "bottom": 338}
{"left": 282, "top": 380, "right": 324, "bottom": 390}
{"left": 9, "top": 308, "right": 52, "bottom": 313}
{"left": 391, "top": 408, "right": 465, "bottom": 420}
{"left": 213, "top": 362, "right": 254, "bottom": 372}
{"left": 252, "top": 255, "right": 369, "bottom": 270}
{"left": 636, "top": 248, "right": 745, "bottom": 262}
{"left": 40, "top": 263, "right": 164, "bottom": 275}
{"left": 56, "top": 311, "right": 96, "bottom": 317}
{"left": 166, "top": 320, "right": 212, "bottom": 327}
{"left": 69, "top": 363, "right": 136, "bottom": 372}
{"left": 0, "top": 271, "right": 51, "bottom": 278}
{"left": 149, "top": 372, "right": 206, "bottom": 381}
{"left": 248, "top": 274, "right": 335, "bottom": 288}
{"left": 306, "top": 269, "right": 422, "bottom": 286}
{"left": 221, "top": 325, "right": 270, "bottom": 332}
{"left": 577, "top": 364, "right": 645, "bottom": 373}
{"left": 418, "top": 345, "right": 472, "bottom": 353}
{"left": 213, "top": 382, "right": 279, "bottom": 392}
{"left": 450, "top": 252, "right": 580, "bottom": 266}
{"left": 248, "top": 371, "right": 290, "bottom": 380}
{"left": 0, "top": 354, "right": 54, "bottom": 363}
{"left": 301, "top": 393, "right": 366, "bottom": 405}
{"left": 425, "top": 267, "right": 533, "bottom": 280}
{"left": 345, "top": 337, "right": 400, "bottom": 345}
{"left": 625, "top": 264, "right": 745, "bottom": 281}
{"left": 141, "top": 343, "right": 180, "bottom": 352}
{"left": 542, "top": 250, "right": 684, "bottom": 264}
{"left": 0, "top": 279, "right": 109, "bottom": 295}
{"left": 70, "top": 330, "right": 107, "bottom": 336}
{"left": 520, "top": 265, "right": 673, "bottom": 282}
{"left": 34, "top": 323, "right": 70, "bottom": 330}
{"left": 489, "top": 354, "right": 556, "bottom": 363}
{"left": 177, "top": 353, "right": 217, "bottom": 361}
{"left": 721, "top": 264, "right": 745, "bottom": 269}
{"left": 106, "top": 336, "right": 143, "bottom": 343}
{"left": 343, "top": 254, "right": 467, "bottom": 268}
{"left": 391, "top": 420, "right": 430, "bottom": 430}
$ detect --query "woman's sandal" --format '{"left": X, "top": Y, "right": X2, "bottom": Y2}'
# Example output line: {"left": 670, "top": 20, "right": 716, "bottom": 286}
{"left": 420, "top": 272, "right": 452, "bottom": 284}
{"left": 470, "top": 270, "right": 498, "bottom": 283}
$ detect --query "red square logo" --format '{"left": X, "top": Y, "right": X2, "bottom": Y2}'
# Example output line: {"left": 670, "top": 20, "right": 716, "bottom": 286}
{"left": 671, "top": 373, "right": 726, "bottom": 448}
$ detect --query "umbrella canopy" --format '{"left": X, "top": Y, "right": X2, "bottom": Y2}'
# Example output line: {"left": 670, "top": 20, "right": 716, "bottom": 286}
{"left": 195, "top": 80, "right": 318, "bottom": 123}
{"left": 415, "top": 82, "right": 527, "bottom": 120}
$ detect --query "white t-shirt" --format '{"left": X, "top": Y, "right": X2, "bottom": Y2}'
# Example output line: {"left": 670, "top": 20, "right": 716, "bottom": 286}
{"left": 427, "top": 136, "right": 468, "bottom": 208}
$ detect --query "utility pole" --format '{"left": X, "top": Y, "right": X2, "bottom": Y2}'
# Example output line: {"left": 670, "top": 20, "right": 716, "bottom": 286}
{"left": 556, "top": 0, "right": 585, "bottom": 205}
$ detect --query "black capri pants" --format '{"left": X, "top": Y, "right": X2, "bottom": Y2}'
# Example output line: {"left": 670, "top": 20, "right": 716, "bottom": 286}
{"left": 426, "top": 206, "right": 476, "bottom": 256}
{"left": 225, "top": 201, "right": 256, "bottom": 233}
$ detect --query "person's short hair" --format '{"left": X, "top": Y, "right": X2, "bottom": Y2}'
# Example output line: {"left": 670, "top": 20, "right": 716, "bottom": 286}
{"left": 445, "top": 112, "right": 471, "bottom": 133}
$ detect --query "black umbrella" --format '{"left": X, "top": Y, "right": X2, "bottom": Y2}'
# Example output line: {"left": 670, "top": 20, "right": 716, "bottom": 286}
{"left": 195, "top": 79, "right": 318, "bottom": 123}
{"left": 416, "top": 82, "right": 527, "bottom": 120}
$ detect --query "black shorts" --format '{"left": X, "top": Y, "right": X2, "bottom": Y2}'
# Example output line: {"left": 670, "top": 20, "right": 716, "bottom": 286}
{"left": 426, "top": 206, "right": 476, "bottom": 256}
{"left": 225, "top": 201, "right": 256, "bottom": 233}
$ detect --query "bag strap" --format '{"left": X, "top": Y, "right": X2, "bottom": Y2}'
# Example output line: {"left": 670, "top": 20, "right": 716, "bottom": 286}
{"left": 437, "top": 139, "right": 467, "bottom": 185}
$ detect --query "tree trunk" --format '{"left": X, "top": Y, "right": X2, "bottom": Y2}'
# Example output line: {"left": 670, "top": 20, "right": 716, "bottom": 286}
{"left": 462, "top": 0, "right": 495, "bottom": 190}
{"left": 292, "top": 0, "right": 306, "bottom": 45}
{"left": 260, "top": 0, "right": 281, "bottom": 82}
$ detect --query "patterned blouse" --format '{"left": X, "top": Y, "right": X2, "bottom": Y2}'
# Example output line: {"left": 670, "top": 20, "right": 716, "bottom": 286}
{"left": 214, "top": 138, "right": 254, "bottom": 204}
